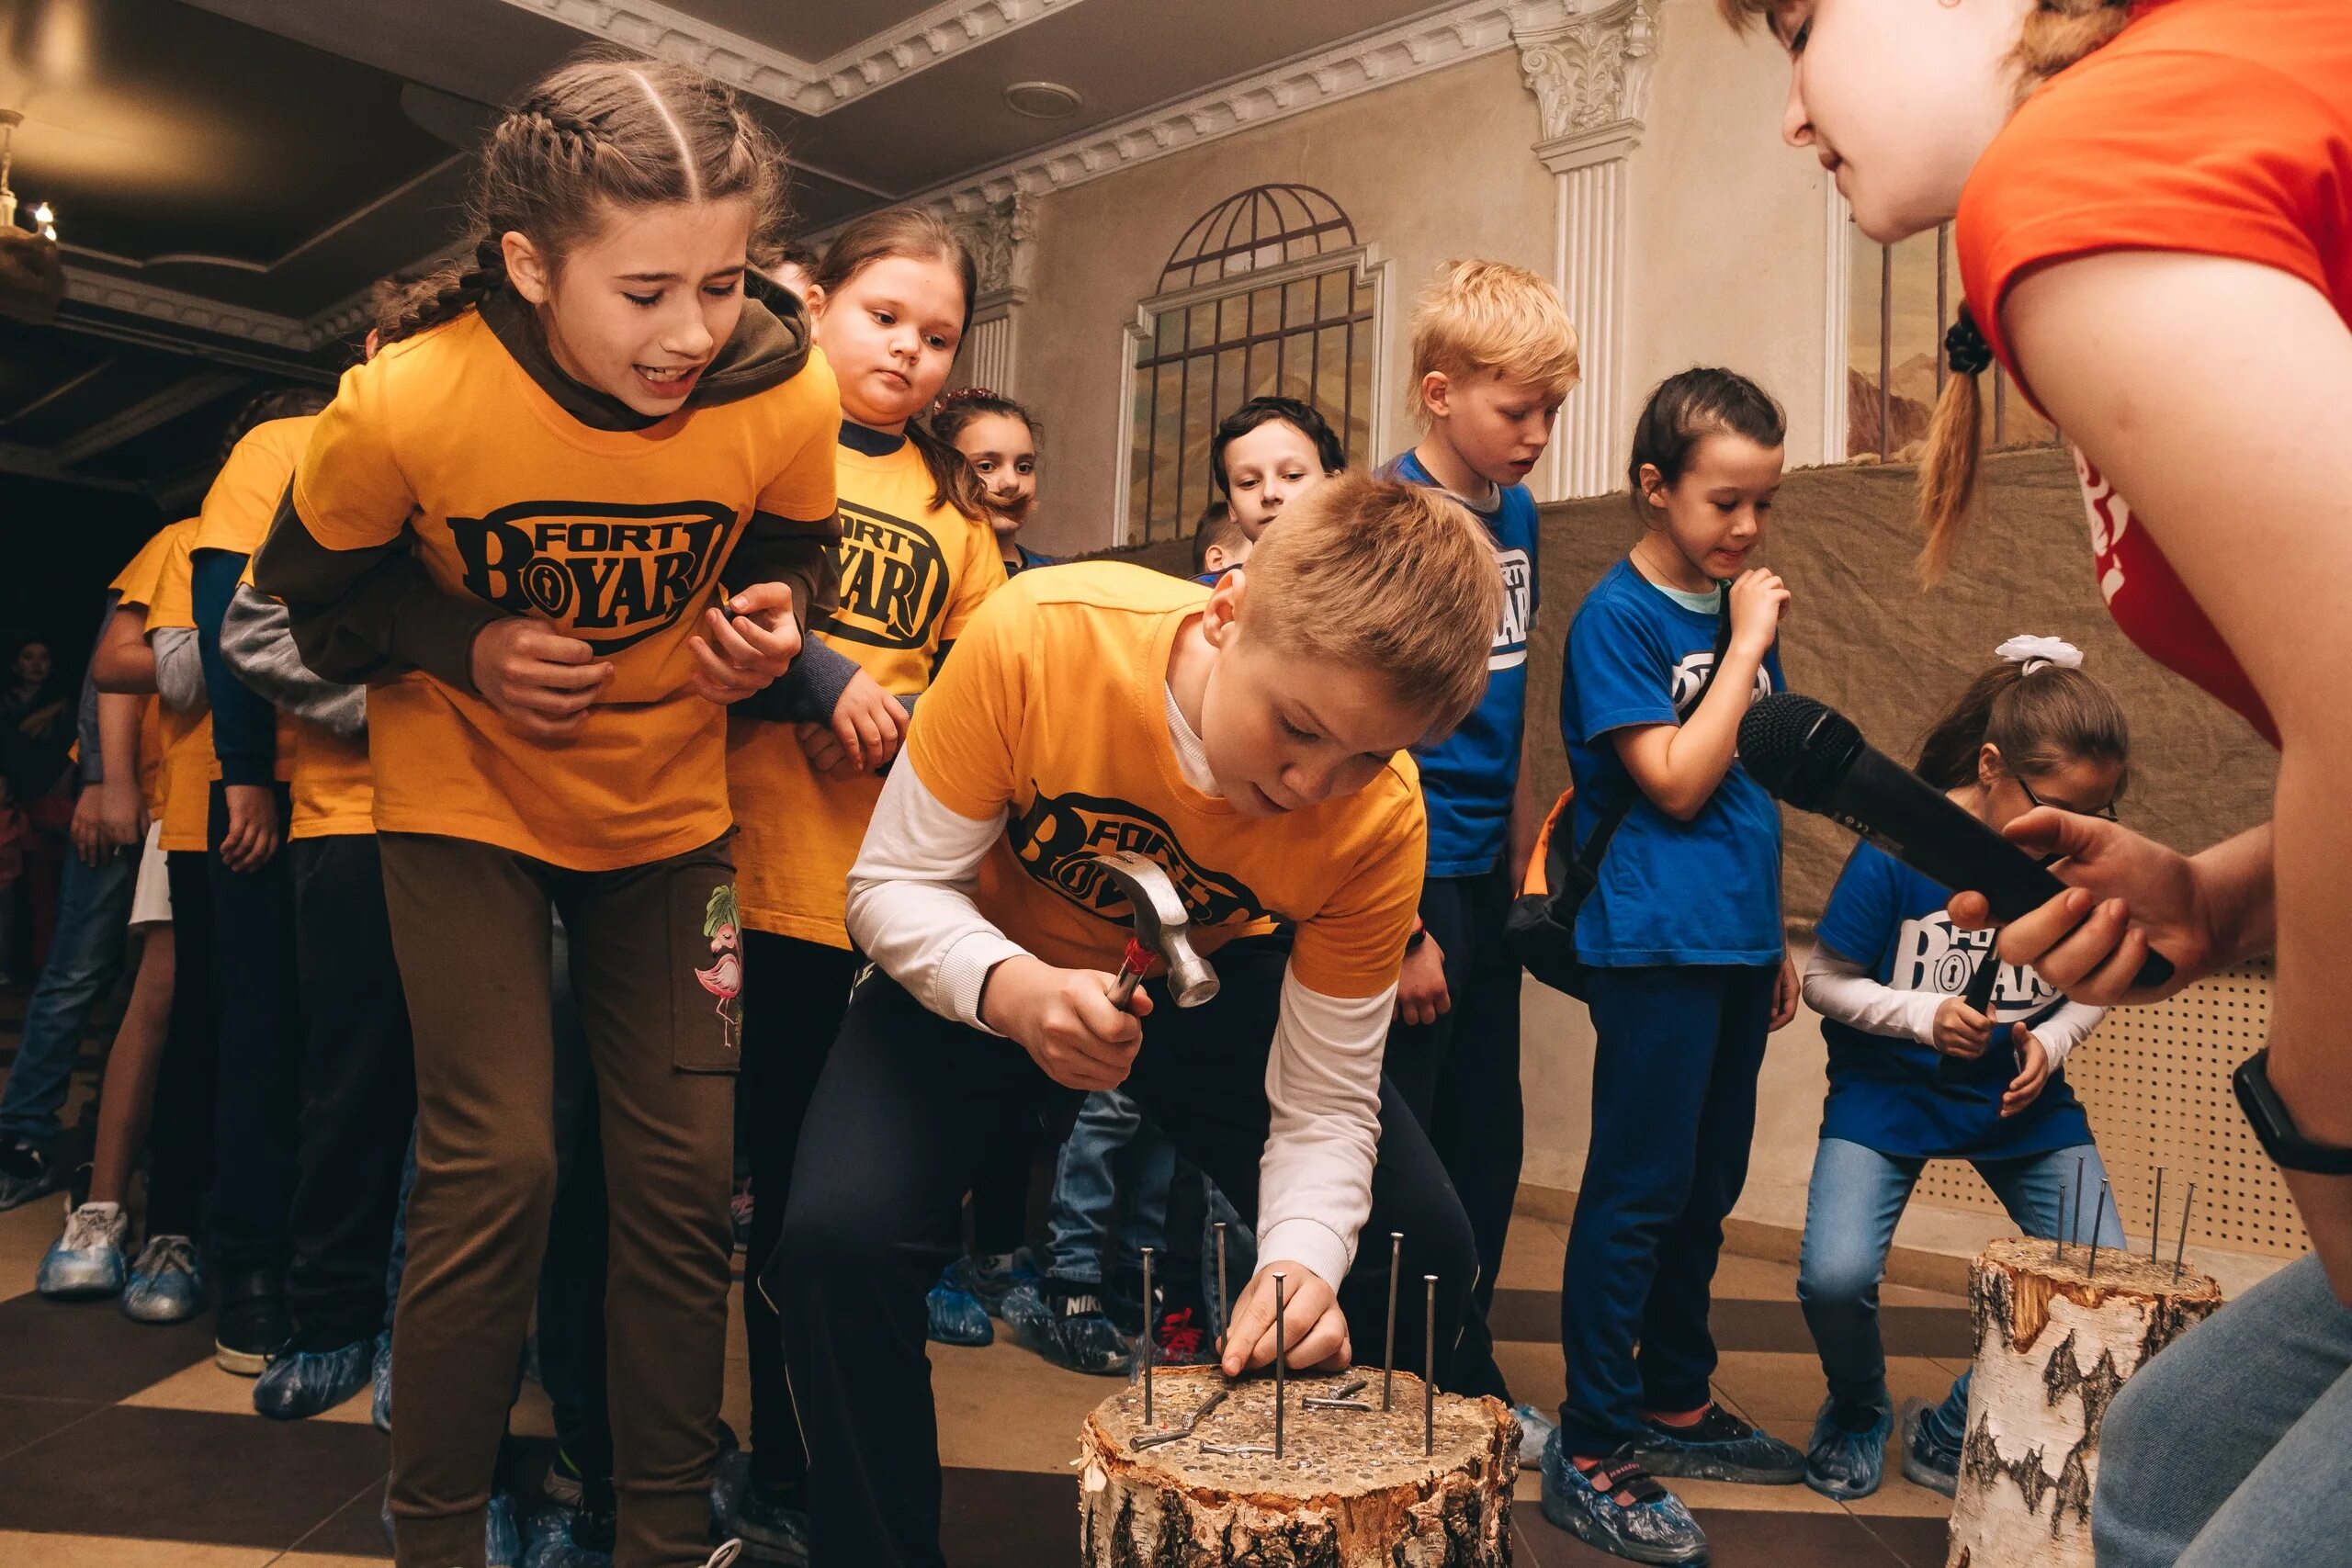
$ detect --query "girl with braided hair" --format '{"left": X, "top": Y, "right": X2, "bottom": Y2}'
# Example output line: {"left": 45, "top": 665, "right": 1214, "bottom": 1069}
{"left": 253, "top": 47, "right": 838, "bottom": 1568}
{"left": 1718, "top": 3, "right": 2352, "bottom": 1564}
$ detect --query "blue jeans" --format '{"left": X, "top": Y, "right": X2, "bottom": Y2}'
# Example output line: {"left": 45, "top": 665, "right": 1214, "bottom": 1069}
{"left": 1560, "top": 964, "right": 1777, "bottom": 1455}
{"left": 1797, "top": 1137, "right": 2122, "bottom": 1452}
{"left": 0, "top": 844, "right": 133, "bottom": 1146}
{"left": 2098, "top": 1252, "right": 2352, "bottom": 1568}
{"left": 1040, "top": 1089, "right": 1175, "bottom": 1287}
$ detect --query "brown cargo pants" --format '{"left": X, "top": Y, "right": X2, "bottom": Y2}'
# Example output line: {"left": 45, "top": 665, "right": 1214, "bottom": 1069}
{"left": 378, "top": 831, "right": 742, "bottom": 1568}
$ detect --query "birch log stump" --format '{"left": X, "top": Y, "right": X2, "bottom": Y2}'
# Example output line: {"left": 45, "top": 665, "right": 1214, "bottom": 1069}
{"left": 1947, "top": 1236, "right": 2222, "bottom": 1568}
{"left": 1078, "top": 1366, "right": 1518, "bottom": 1567}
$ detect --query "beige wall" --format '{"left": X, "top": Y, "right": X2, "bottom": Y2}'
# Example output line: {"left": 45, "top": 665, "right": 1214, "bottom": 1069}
{"left": 1006, "top": 1, "right": 1834, "bottom": 557}
{"left": 1623, "top": 0, "right": 1834, "bottom": 468}
{"left": 1012, "top": 46, "right": 1556, "bottom": 558}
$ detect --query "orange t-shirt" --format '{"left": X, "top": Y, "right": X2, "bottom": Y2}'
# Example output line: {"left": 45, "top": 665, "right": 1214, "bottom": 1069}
{"left": 288, "top": 310, "right": 840, "bottom": 870}
{"left": 107, "top": 529, "right": 179, "bottom": 818}
{"left": 1957, "top": 0, "right": 2352, "bottom": 747}
{"left": 902, "top": 562, "right": 1426, "bottom": 1000}
{"left": 197, "top": 417, "right": 316, "bottom": 784}
{"left": 135, "top": 519, "right": 214, "bottom": 853}
{"left": 727, "top": 435, "right": 1006, "bottom": 944}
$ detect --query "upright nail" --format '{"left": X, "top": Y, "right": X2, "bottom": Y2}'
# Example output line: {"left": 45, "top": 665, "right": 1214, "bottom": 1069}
{"left": 2174, "top": 1183, "right": 2196, "bottom": 1283}
{"left": 1215, "top": 1223, "right": 1230, "bottom": 1367}
{"left": 1272, "top": 1271, "right": 1288, "bottom": 1460}
{"left": 1140, "top": 1246, "right": 1156, "bottom": 1426}
{"left": 1423, "top": 1274, "right": 1438, "bottom": 1459}
{"left": 2088, "top": 1182, "right": 2109, "bottom": 1279}
{"left": 2150, "top": 1168, "right": 2165, "bottom": 1260}
{"left": 2072, "top": 1157, "right": 2086, "bottom": 1249}
{"left": 1383, "top": 1232, "right": 1403, "bottom": 1412}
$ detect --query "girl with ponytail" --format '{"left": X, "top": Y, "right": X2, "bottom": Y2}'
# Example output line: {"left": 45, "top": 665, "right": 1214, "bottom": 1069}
{"left": 1720, "top": 4, "right": 2352, "bottom": 1562}
{"left": 254, "top": 47, "right": 839, "bottom": 1568}
{"left": 718, "top": 206, "right": 1011, "bottom": 1554}
{"left": 1797, "top": 639, "right": 2126, "bottom": 1502}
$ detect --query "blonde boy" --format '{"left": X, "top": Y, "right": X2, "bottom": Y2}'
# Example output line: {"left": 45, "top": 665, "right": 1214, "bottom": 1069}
{"left": 1379, "top": 258, "right": 1577, "bottom": 1427}
{"left": 773, "top": 475, "right": 1502, "bottom": 1564}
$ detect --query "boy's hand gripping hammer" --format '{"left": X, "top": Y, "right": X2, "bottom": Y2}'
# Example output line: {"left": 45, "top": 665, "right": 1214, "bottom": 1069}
{"left": 1091, "top": 851, "right": 1221, "bottom": 1009}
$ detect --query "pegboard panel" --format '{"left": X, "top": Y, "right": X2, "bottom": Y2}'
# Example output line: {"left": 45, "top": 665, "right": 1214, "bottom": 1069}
{"left": 1912, "top": 961, "right": 2308, "bottom": 1259}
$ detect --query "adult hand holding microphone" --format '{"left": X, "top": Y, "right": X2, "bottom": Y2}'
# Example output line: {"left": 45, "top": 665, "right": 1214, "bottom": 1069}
{"left": 1736, "top": 693, "right": 2180, "bottom": 997}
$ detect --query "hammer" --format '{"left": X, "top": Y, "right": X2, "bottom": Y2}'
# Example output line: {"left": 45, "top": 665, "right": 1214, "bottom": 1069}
{"left": 1090, "top": 851, "right": 1221, "bottom": 1008}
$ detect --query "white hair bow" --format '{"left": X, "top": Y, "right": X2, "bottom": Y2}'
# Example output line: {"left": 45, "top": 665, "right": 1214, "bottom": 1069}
{"left": 1996, "top": 635, "right": 2083, "bottom": 677}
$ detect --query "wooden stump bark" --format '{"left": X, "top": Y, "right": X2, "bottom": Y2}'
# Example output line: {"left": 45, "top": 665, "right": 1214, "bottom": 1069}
{"left": 1947, "top": 1236, "right": 2222, "bottom": 1568}
{"left": 1078, "top": 1365, "right": 1518, "bottom": 1566}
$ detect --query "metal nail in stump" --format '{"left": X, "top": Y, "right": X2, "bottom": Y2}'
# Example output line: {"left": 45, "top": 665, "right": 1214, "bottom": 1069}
{"left": 1214, "top": 1222, "right": 1230, "bottom": 1367}
{"left": 2088, "top": 1181, "right": 2110, "bottom": 1280}
{"left": 1139, "top": 1247, "right": 1157, "bottom": 1426}
{"left": 2055, "top": 1184, "right": 2067, "bottom": 1263}
{"left": 1383, "top": 1232, "right": 1403, "bottom": 1412}
{"left": 2174, "top": 1183, "right": 2197, "bottom": 1283}
{"left": 2151, "top": 1168, "right": 2165, "bottom": 1260}
{"left": 1423, "top": 1274, "right": 1437, "bottom": 1459}
{"left": 2072, "top": 1156, "right": 2086, "bottom": 1250}
{"left": 1272, "top": 1271, "right": 1288, "bottom": 1460}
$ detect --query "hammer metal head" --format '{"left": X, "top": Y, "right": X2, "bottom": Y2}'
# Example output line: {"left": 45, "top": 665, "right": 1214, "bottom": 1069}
{"left": 1091, "top": 850, "right": 1221, "bottom": 1007}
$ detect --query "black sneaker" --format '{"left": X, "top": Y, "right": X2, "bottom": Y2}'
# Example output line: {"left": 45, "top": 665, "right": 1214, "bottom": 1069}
{"left": 1002, "top": 1280, "right": 1133, "bottom": 1375}
{"left": 1634, "top": 1404, "right": 1805, "bottom": 1484}
{"left": 214, "top": 1269, "right": 289, "bottom": 1375}
{"left": 1540, "top": 1431, "right": 1709, "bottom": 1565}
{"left": 0, "top": 1140, "right": 57, "bottom": 1213}
{"left": 1898, "top": 1397, "right": 1960, "bottom": 1498}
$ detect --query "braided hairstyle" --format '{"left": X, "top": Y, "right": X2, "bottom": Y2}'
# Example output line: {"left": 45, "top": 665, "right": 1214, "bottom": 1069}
{"left": 1917, "top": 0, "right": 2134, "bottom": 581}
{"left": 810, "top": 209, "right": 990, "bottom": 521}
{"left": 376, "top": 49, "right": 787, "bottom": 344}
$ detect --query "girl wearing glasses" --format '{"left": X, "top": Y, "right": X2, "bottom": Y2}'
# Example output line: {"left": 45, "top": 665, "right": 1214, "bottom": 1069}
{"left": 1792, "top": 637, "right": 2130, "bottom": 1502}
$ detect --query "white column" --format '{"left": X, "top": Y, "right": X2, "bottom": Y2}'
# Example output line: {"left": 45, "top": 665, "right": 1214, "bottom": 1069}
{"left": 950, "top": 193, "right": 1035, "bottom": 397}
{"left": 1514, "top": 0, "right": 1659, "bottom": 502}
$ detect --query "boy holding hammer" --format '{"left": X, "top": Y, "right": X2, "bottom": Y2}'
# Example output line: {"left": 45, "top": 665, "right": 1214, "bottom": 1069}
{"left": 773, "top": 472, "right": 1504, "bottom": 1566}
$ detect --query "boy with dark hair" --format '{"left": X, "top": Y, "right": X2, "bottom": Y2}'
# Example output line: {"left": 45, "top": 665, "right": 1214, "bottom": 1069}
{"left": 1210, "top": 395, "right": 1344, "bottom": 539}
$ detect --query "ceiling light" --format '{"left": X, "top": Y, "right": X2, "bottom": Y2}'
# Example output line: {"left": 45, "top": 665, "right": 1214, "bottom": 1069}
{"left": 1003, "top": 81, "right": 1082, "bottom": 120}
{"left": 0, "top": 109, "right": 60, "bottom": 244}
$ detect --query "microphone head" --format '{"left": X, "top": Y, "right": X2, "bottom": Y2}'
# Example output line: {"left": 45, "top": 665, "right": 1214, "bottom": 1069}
{"left": 1738, "top": 693, "right": 1863, "bottom": 810}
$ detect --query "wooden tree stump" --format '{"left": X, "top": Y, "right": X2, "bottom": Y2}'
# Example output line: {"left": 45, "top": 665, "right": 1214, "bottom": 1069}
{"left": 1078, "top": 1365, "right": 1518, "bottom": 1566}
{"left": 1948, "top": 1236, "right": 2222, "bottom": 1568}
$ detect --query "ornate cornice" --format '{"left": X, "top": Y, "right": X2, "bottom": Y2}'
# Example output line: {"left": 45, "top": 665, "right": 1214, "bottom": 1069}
{"left": 488, "top": 0, "right": 1083, "bottom": 116}
{"left": 62, "top": 265, "right": 374, "bottom": 355}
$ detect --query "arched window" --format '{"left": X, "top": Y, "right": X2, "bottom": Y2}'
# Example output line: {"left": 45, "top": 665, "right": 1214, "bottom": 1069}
{"left": 1119, "top": 185, "right": 1391, "bottom": 545}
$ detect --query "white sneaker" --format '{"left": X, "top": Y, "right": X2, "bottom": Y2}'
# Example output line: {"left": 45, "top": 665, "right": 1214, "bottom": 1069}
{"left": 38, "top": 1201, "right": 130, "bottom": 1299}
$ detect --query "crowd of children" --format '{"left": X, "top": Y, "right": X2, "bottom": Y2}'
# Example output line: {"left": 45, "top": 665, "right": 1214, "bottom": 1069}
{"left": 0, "top": 28, "right": 2234, "bottom": 1568}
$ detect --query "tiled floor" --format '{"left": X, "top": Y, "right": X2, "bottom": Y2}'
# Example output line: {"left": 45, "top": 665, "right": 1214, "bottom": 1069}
{"left": 0, "top": 998, "right": 1960, "bottom": 1565}
{"left": 0, "top": 1198, "right": 1962, "bottom": 1567}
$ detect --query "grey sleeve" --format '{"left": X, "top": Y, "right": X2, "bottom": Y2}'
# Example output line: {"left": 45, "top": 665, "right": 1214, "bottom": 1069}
{"left": 151, "top": 626, "right": 209, "bottom": 717}
{"left": 221, "top": 583, "right": 367, "bottom": 739}
{"left": 737, "top": 635, "right": 863, "bottom": 726}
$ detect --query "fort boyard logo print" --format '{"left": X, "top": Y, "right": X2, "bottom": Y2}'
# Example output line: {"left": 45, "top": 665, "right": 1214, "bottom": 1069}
{"left": 448, "top": 500, "right": 734, "bottom": 653}
{"left": 1006, "top": 788, "right": 1268, "bottom": 931}
{"left": 823, "top": 500, "right": 953, "bottom": 650}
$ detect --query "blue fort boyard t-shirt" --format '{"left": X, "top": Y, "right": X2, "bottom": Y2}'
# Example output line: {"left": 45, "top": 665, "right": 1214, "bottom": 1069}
{"left": 1814, "top": 841, "right": 2092, "bottom": 1160}
{"left": 1382, "top": 450, "right": 1538, "bottom": 879}
{"left": 1561, "top": 559, "right": 1783, "bottom": 966}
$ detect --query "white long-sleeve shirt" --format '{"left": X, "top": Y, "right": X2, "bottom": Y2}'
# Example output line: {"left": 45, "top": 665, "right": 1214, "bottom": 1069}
{"left": 1802, "top": 943, "right": 2104, "bottom": 1074}
{"left": 846, "top": 685, "right": 1392, "bottom": 1295}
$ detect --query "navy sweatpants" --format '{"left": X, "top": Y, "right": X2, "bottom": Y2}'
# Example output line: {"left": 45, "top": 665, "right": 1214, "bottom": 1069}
{"left": 1558, "top": 963, "right": 1776, "bottom": 1456}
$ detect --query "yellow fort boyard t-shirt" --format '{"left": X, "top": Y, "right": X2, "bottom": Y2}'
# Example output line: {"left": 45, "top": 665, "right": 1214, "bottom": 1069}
{"left": 108, "top": 525, "right": 183, "bottom": 822}
{"left": 199, "top": 416, "right": 317, "bottom": 785}
{"left": 728, "top": 435, "right": 1007, "bottom": 945}
{"left": 288, "top": 311, "right": 840, "bottom": 870}
{"left": 903, "top": 562, "right": 1429, "bottom": 1000}
{"left": 136, "top": 519, "right": 216, "bottom": 854}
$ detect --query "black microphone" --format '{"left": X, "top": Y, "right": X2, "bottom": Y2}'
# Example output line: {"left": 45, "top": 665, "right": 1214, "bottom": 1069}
{"left": 1740, "top": 693, "right": 2173, "bottom": 991}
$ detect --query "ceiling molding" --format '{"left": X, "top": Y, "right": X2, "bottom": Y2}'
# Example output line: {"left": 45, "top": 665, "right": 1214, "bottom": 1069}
{"left": 488, "top": 0, "right": 1088, "bottom": 116}
{"left": 0, "top": 440, "right": 152, "bottom": 494}
{"left": 53, "top": 371, "right": 254, "bottom": 466}
{"left": 868, "top": 0, "right": 1555, "bottom": 220}
{"left": 60, "top": 265, "right": 382, "bottom": 357}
